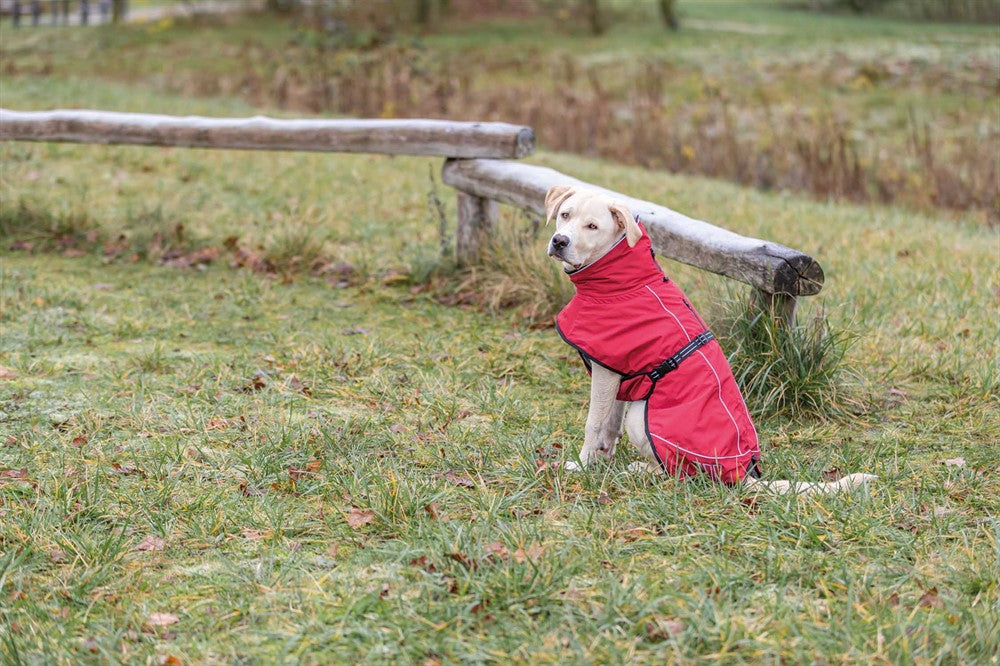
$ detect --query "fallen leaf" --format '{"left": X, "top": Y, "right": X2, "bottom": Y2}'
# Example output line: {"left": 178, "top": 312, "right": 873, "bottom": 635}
{"left": 918, "top": 588, "right": 943, "bottom": 609}
{"left": 326, "top": 543, "right": 341, "bottom": 558}
{"left": 410, "top": 555, "right": 437, "bottom": 572}
{"left": 442, "top": 471, "right": 475, "bottom": 488}
{"left": 145, "top": 612, "right": 179, "bottom": 628}
{"left": 71, "top": 436, "right": 88, "bottom": 447}
{"left": 48, "top": 549, "right": 67, "bottom": 564}
{"left": 240, "top": 371, "right": 268, "bottom": 392}
{"left": 597, "top": 493, "right": 611, "bottom": 505}
{"left": 159, "top": 656, "right": 183, "bottom": 666}
{"left": 513, "top": 544, "right": 544, "bottom": 563}
{"left": 288, "top": 461, "right": 321, "bottom": 482}
{"left": 62, "top": 249, "right": 87, "bottom": 258}
{"left": 346, "top": 508, "right": 376, "bottom": 529}
{"left": 286, "top": 374, "right": 312, "bottom": 396}
{"left": 205, "top": 417, "right": 232, "bottom": 431}
{"left": 239, "top": 481, "right": 265, "bottom": 497}
{"left": 134, "top": 535, "right": 166, "bottom": 552}
{"left": 241, "top": 528, "right": 270, "bottom": 540}
{"left": 821, "top": 467, "right": 842, "bottom": 481}
{"left": 4, "top": 436, "right": 16, "bottom": 447}
{"left": 447, "top": 551, "right": 477, "bottom": 570}
{"left": 510, "top": 507, "right": 542, "bottom": 518}
{"left": 483, "top": 542, "right": 509, "bottom": 560}
{"left": 942, "top": 458, "right": 965, "bottom": 467}
{"left": 932, "top": 506, "right": 953, "bottom": 518}
{"left": 110, "top": 462, "right": 146, "bottom": 477}
{"left": 0, "top": 366, "right": 18, "bottom": 380}
{"left": 424, "top": 502, "right": 442, "bottom": 519}
{"left": 645, "top": 616, "right": 685, "bottom": 641}
{"left": 0, "top": 468, "right": 28, "bottom": 479}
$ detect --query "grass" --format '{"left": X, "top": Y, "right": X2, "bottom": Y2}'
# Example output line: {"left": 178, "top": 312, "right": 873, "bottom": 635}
{"left": 1, "top": 8, "right": 999, "bottom": 662}
{"left": 1, "top": 74, "right": 998, "bottom": 661}
{"left": 1, "top": 1, "right": 997, "bottom": 221}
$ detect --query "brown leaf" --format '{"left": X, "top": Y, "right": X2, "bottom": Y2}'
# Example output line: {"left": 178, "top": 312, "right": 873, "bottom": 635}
{"left": 424, "top": 502, "right": 442, "bottom": 519}
{"left": 483, "top": 542, "right": 509, "bottom": 560}
{"left": 240, "top": 371, "right": 268, "bottom": 393}
{"left": 918, "top": 587, "right": 943, "bottom": 609}
{"left": 205, "top": 417, "right": 233, "bottom": 431}
{"left": 410, "top": 555, "right": 437, "bottom": 573}
{"left": 134, "top": 535, "right": 166, "bottom": 552}
{"left": 4, "top": 435, "right": 16, "bottom": 447}
{"left": 110, "top": 462, "right": 146, "bottom": 477}
{"left": 239, "top": 481, "right": 265, "bottom": 497}
{"left": 159, "top": 656, "right": 183, "bottom": 666}
{"left": 288, "top": 461, "right": 321, "bottom": 482}
{"left": 326, "top": 543, "right": 341, "bottom": 558}
{"left": 241, "top": 528, "right": 270, "bottom": 540}
{"left": 512, "top": 544, "right": 544, "bottom": 564}
{"left": 0, "top": 468, "right": 28, "bottom": 479}
{"left": 443, "top": 471, "right": 475, "bottom": 488}
{"left": 71, "top": 435, "right": 88, "bottom": 447}
{"left": 645, "top": 616, "right": 685, "bottom": 642}
{"left": 942, "top": 457, "right": 965, "bottom": 467}
{"left": 821, "top": 467, "right": 842, "bottom": 481}
{"left": 346, "top": 508, "right": 376, "bottom": 529}
{"left": 0, "top": 366, "right": 18, "bottom": 380}
{"left": 286, "top": 374, "right": 312, "bottom": 396}
{"left": 144, "top": 612, "right": 180, "bottom": 629}
{"left": 447, "top": 551, "right": 477, "bottom": 570}
{"left": 597, "top": 492, "right": 611, "bottom": 505}
{"left": 49, "top": 548, "right": 67, "bottom": 564}
{"left": 510, "top": 507, "right": 542, "bottom": 518}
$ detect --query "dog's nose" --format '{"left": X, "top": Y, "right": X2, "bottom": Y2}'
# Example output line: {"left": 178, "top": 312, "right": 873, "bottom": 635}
{"left": 551, "top": 234, "right": 570, "bottom": 250}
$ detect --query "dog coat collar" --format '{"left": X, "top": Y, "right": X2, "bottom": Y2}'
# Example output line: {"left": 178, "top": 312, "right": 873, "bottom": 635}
{"left": 556, "top": 222, "right": 760, "bottom": 483}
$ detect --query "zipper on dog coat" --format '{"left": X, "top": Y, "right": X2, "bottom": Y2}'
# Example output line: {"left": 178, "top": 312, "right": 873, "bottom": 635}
{"left": 556, "top": 222, "right": 761, "bottom": 484}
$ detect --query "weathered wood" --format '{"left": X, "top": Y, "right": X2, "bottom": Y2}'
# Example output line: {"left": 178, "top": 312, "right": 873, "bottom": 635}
{"left": 456, "top": 192, "right": 498, "bottom": 267}
{"left": 752, "top": 289, "right": 799, "bottom": 328}
{"left": 0, "top": 109, "right": 536, "bottom": 159}
{"left": 442, "top": 158, "right": 824, "bottom": 298}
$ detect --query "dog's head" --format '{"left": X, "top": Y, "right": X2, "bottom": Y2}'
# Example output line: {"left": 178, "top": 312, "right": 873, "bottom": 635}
{"left": 545, "top": 185, "right": 641, "bottom": 271}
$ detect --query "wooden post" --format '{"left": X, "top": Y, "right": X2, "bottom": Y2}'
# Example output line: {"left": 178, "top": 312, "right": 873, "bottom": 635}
{"left": 752, "top": 290, "right": 798, "bottom": 329}
{"left": 455, "top": 191, "right": 497, "bottom": 267}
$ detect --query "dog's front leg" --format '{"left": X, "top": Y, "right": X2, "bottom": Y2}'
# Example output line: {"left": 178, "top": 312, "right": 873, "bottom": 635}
{"left": 565, "top": 364, "right": 622, "bottom": 471}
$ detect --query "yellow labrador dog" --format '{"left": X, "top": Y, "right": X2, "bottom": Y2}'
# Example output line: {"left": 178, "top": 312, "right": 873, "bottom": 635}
{"left": 547, "top": 185, "right": 875, "bottom": 495}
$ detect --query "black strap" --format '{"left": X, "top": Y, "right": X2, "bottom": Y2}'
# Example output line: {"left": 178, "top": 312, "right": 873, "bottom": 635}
{"left": 648, "top": 331, "right": 715, "bottom": 381}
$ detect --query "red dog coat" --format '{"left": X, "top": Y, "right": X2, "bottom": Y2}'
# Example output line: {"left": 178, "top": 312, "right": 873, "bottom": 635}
{"left": 556, "top": 224, "right": 761, "bottom": 484}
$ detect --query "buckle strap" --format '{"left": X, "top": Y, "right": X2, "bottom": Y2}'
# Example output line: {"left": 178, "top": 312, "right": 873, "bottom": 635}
{"left": 648, "top": 331, "right": 715, "bottom": 381}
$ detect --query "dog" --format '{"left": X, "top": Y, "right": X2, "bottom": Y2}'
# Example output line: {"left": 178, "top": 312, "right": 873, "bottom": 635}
{"left": 546, "top": 185, "right": 875, "bottom": 495}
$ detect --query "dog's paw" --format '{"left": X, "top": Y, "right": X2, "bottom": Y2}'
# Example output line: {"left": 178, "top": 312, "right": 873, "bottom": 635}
{"left": 563, "top": 460, "right": 585, "bottom": 472}
{"left": 627, "top": 461, "right": 658, "bottom": 474}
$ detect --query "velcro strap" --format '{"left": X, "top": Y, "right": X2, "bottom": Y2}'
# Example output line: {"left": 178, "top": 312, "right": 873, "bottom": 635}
{"left": 648, "top": 331, "right": 715, "bottom": 381}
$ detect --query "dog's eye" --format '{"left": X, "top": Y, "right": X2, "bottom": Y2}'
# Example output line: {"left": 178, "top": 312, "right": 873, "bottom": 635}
{"left": 560, "top": 211, "right": 570, "bottom": 220}
{"left": 586, "top": 223, "right": 598, "bottom": 230}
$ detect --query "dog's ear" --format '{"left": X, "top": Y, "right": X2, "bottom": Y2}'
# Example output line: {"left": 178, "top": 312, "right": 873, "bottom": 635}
{"left": 544, "top": 185, "right": 575, "bottom": 226}
{"left": 609, "top": 202, "right": 642, "bottom": 247}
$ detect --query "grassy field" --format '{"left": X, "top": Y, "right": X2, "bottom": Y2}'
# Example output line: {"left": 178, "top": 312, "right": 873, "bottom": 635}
{"left": 1, "top": 0, "right": 997, "bottom": 220}
{"left": 1, "top": 4, "right": 999, "bottom": 664}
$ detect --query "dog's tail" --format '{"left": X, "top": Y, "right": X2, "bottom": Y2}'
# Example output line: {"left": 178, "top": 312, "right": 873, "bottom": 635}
{"left": 743, "top": 473, "right": 877, "bottom": 496}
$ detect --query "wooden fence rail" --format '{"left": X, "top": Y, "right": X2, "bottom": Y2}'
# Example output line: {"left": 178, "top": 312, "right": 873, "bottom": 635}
{"left": 0, "top": 109, "right": 536, "bottom": 159}
{"left": 442, "top": 158, "right": 822, "bottom": 324}
{"left": 0, "top": 107, "right": 822, "bottom": 325}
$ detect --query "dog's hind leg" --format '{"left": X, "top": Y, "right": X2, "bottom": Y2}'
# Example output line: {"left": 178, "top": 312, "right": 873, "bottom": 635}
{"left": 744, "top": 473, "right": 877, "bottom": 496}
{"left": 624, "top": 401, "right": 662, "bottom": 474}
